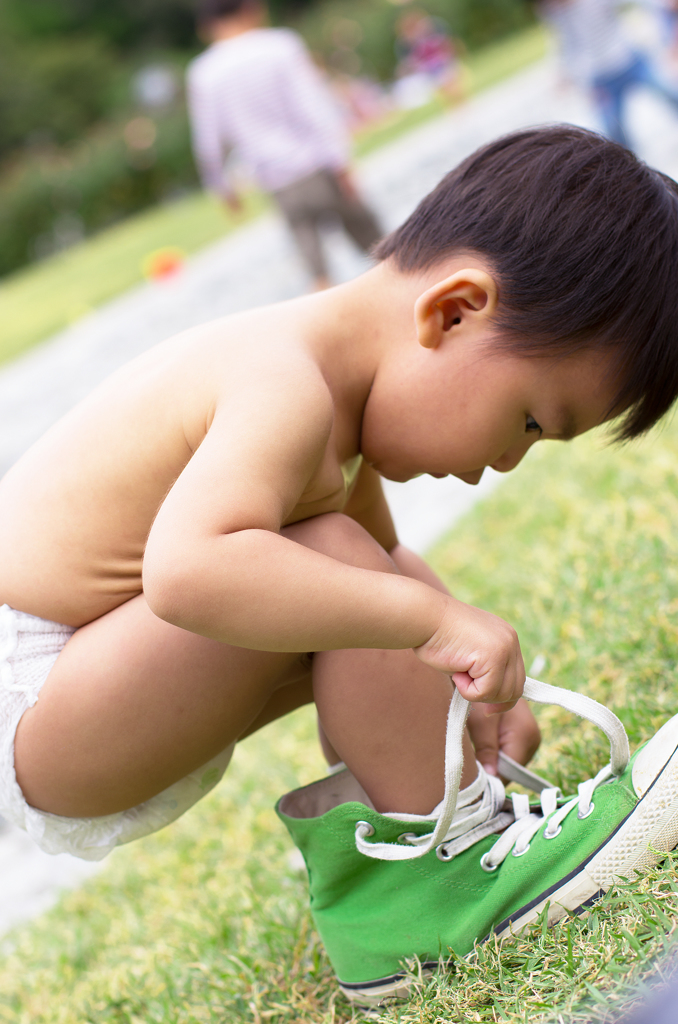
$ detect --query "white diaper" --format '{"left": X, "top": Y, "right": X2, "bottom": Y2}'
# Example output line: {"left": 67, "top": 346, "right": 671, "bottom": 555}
{"left": 0, "top": 603, "right": 234, "bottom": 861}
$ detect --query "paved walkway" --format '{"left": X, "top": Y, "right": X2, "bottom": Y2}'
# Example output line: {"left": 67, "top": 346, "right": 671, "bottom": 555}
{"left": 3, "top": 32, "right": 678, "bottom": 936}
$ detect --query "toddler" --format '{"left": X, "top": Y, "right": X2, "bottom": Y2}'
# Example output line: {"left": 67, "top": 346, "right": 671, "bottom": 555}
{"left": 2, "top": 125, "right": 678, "bottom": 1002}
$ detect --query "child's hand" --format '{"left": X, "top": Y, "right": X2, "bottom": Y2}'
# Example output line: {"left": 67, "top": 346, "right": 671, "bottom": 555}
{"left": 467, "top": 700, "right": 540, "bottom": 778}
{"left": 414, "top": 599, "right": 525, "bottom": 713}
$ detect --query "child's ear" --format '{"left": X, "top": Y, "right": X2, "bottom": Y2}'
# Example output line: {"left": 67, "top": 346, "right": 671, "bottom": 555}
{"left": 414, "top": 269, "right": 498, "bottom": 350}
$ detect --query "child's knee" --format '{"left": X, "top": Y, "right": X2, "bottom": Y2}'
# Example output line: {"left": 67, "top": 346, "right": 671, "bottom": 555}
{"left": 283, "top": 513, "right": 396, "bottom": 574}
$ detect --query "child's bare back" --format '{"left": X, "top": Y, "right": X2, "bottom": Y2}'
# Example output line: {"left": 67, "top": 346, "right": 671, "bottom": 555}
{"left": 0, "top": 296, "right": 361, "bottom": 627}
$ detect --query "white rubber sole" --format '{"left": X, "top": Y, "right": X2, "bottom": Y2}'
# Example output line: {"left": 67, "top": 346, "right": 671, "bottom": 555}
{"left": 339, "top": 974, "right": 416, "bottom": 1005}
{"left": 496, "top": 713, "right": 678, "bottom": 939}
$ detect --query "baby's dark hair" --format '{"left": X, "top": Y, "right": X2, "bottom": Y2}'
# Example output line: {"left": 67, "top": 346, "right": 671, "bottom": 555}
{"left": 196, "top": 0, "right": 260, "bottom": 24}
{"left": 374, "top": 125, "right": 678, "bottom": 440}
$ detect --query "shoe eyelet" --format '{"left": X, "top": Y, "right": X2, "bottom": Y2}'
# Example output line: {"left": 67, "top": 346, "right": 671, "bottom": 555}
{"left": 512, "top": 843, "right": 531, "bottom": 857}
{"left": 356, "top": 820, "right": 375, "bottom": 837}
{"left": 480, "top": 851, "right": 498, "bottom": 873}
{"left": 436, "top": 844, "right": 453, "bottom": 862}
{"left": 398, "top": 832, "right": 416, "bottom": 844}
{"left": 577, "top": 802, "right": 595, "bottom": 820}
{"left": 544, "top": 824, "right": 562, "bottom": 840}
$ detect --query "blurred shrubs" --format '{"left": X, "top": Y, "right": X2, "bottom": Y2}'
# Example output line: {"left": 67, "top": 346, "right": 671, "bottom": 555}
{"left": 0, "top": 114, "right": 197, "bottom": 275}
{"left": 455, "top": 0, "right": 535, "bottom": 49}
{"left": 2, "top": 0, "right": 197, "bottom": 51}
{"left": 0, "top": 35, "right": 118, "bottom": 159}
{"left": 0, "top": 0, "right": 197, "bottom": 275}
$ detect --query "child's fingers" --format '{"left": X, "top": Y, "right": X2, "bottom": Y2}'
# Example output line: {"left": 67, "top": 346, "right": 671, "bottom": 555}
{"left": 450, "top": 669, "right": 474, "bottom": 691}
{"left": 467, "top": 699, "right": 541, "bottom": 776}
{"left": 479, "top": 700, "right": 518, "bottom": 716}
{"left": 466, "top": 708, "right": 501, "bottom": 775}
{"left": 451, "top": 653, "right": 524, "bottom": 705}
{"left": 453, "top": 667, "right": 518, "bottom": 709}
{"left": 451, "top": 670, "right": 515, "bottom": 703}
{"left": 497, "top": 699, "right": 541, "bottom": 765}
{"left": 415, "top": 598, "right": 525, "bottom": 704}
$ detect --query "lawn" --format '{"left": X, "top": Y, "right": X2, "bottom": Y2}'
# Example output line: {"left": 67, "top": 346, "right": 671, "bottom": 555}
{"left": 0, "top": 23, "right": 547, "bottom": 367}
{"left": 2, "top": 415, "right": 678, "bottom": 1023}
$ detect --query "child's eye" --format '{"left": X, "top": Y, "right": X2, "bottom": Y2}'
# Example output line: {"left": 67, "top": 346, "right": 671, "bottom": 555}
{"left": 526, "top": 415, "right": 542, "bottom": 434}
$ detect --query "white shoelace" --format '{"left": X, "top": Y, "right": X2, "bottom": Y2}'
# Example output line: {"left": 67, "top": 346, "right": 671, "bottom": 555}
{"left": 355, "top": 677, "right": 630, "bottom": 867}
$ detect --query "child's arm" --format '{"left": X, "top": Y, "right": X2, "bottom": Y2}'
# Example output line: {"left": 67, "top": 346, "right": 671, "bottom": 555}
{"left": 345, "top": 465, "right": 538, "bottom": 762}
{"left": 343, "top": 461, "right": 463, "bottom": 594}
{"left": 342, "top": 460, "right": 399, "bottom": 552}
{"left": 143, "top": 382, "right": 523, "bottom": 710}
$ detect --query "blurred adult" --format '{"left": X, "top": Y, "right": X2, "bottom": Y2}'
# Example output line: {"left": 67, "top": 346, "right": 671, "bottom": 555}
{"left": 537, "top": 0, "right": 678, "bottom": 150}
{"left": 652, "top": 0, "right": 678, "bottom": 63}
{"left": 187, "top": 0, "right": 382, "bottom": 290}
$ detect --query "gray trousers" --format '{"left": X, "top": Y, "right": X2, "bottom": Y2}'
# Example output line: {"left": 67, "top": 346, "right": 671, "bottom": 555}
{"left": 273, "top": 168, "right": 382, "bottom": 279}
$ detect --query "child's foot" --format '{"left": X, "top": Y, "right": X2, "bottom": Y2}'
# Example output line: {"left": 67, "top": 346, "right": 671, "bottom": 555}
{"left": 277, "top": 679, "right": 678, "bottom": 1005}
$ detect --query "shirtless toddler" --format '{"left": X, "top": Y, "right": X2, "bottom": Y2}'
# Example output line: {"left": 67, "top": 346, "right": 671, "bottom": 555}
{"left": 3, "top": 125, "right": 678, "bottom": 999}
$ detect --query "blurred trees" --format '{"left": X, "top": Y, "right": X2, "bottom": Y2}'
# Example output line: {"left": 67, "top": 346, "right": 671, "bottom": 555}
{"left": 2, "top": 0, "right": 197, "bottom": 50}
{"left": 0, "top": 0, "right": 199, "bottom": 274}
{"left": 0, "top": 0, "right": 198, "bottom": 164}
{"left": 0, "top": 35, "right": 117, "bottom": 159}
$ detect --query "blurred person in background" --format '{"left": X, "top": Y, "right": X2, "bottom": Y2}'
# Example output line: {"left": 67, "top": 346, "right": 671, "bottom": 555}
{"left": 652, "top": 0, "right": 678, "bottom": 63}
{"left": 537, "top": 0, "right": 678, "bottom": 150}
{"left": 394, "top": 8, "right": 465, "bottom": 106}
{"left": 187, "top": 0, "right": 382, "bottom": 291}
{"left": 649, "top": 0, "right": 678, "bottom": 45}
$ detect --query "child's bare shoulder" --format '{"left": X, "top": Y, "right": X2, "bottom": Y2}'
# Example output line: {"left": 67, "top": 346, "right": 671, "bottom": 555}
{"left": 175, "top": 307, "right": 337, "bottom": 480}
{"left": 204, "top": 309, "right": 334, "bottom": 423}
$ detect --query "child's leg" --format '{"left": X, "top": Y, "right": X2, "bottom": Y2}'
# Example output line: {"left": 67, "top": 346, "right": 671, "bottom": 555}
{"left": 14, "top": 512, "right": 473, "bottom": 820}
{"left": 313, "top": 645, "right": 471, "bottom": 814}
{"left": 272, "top": 176, "right": 329, "bottom": 288}
{"left": 14, "top": 593, "right": 311, "bottom": 817}
{"left": 287, "top": 517, "right": 479, "bottom": 815}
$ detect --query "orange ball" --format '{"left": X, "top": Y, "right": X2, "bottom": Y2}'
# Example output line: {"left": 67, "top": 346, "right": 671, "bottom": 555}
{"left": 142, "top": 247, "right": 186, "bottom": 281}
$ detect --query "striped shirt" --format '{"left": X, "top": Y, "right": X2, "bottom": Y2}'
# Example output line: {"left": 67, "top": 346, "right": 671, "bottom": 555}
{"left": 540, "top": 0, "right": 635, "bottom": 84}
{"left": 186, "top": 28, "right": 350, "bottom": 194}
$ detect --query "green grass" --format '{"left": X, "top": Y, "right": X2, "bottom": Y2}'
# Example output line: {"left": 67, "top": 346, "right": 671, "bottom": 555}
{"left": 0, "top": 189, "right": 269, "bottom": 367}
{"left": 3, "top": 414, "right": 678, "bottom": 1022}
{"left": 0, "top": 23, "right": 548, "bottom": 367}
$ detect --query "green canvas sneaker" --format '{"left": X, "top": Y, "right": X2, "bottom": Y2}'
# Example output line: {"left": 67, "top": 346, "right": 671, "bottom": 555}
{"left": 276, "top": 678, "right": 678, "bottom": 1005}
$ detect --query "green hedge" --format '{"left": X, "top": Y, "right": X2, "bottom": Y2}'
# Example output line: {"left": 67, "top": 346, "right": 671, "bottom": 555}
{"left": 1, "top": 0, "right": 197, "bottom": 51}
{"left": 0, "top": 113, "right": 197, "bottom": 277}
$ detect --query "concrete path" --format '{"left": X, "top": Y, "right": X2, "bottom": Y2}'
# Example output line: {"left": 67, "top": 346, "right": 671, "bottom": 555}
{"left": 3, "top": 30, "right": 678, "bottom": 937}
